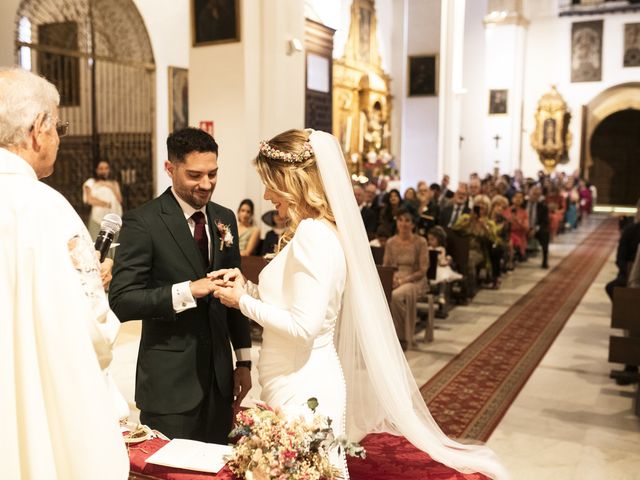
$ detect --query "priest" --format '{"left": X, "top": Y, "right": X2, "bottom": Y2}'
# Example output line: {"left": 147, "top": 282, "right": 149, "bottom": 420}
{"left": 0, "top": 68, "right": 129, "bottom": 479}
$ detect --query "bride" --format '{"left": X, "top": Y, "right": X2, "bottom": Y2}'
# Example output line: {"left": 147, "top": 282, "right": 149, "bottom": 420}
{"left": 212, "top": 129, "right": 509, "bottom": 480}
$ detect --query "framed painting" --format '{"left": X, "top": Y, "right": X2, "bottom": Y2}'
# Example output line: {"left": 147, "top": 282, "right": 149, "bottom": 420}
{"left": 571, "top": 20, "right": 603, "bottom": 82}
{"left": 192, "top": 0, "right": 240, "bottom": 46}
{"left": 624, "top": 23, "right": 640, "bottom": 67}
{"left": 408, "top": 55, "right": 437, "bottom": 97}
{"left": 489, "top": 89, "right": 508, "bottom": 115}
{"left": 168, "top": 67, "right": 189, "bottom": 132}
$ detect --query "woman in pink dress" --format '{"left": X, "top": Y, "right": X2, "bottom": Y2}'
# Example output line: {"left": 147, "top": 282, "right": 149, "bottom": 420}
{"left": 503, "top": 191, "right": 529, "bottom": 261}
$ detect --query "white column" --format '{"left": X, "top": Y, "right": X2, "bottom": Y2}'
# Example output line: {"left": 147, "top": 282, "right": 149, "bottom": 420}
{"left": 437, "top": 0, "right": 466, "bottom": 187}
{"left": 483, "top": 3, "right": 528, "bottom": 176}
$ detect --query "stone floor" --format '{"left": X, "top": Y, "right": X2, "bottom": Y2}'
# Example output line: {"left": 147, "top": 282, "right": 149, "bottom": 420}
{"left": 111, "top": 215, "right": 640, "bottom": 479}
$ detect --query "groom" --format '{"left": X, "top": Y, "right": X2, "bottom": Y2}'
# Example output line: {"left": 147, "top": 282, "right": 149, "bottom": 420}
{"left": 109, "top": 128, "right": 252, "bottom": 443}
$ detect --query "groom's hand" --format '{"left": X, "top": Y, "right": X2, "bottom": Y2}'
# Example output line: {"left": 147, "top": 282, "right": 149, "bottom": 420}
{"left": 233, "top": 367, "right": 252, "bottom": 410}
{"left": 209, "top": 268, "right": 246, "bottom": 287}
{"left": 189, "top": 277, "right": 216, "bottom": 299}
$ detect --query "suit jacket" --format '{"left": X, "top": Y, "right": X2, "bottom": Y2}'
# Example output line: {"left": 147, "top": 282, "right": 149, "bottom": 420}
{"left": 529, "top": 201, "right": 550, "bottom": 234}
{"left": 438, "top": 203, "right": 470, "bottom": 228}
{"left": 109, "top": 188, "right": 251, "bottom": 414}
{"left": 360, "top": 204, "right": 379, "bottom": 237}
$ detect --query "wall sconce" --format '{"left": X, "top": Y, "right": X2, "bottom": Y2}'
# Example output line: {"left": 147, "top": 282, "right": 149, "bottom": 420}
{"left": 287, "top": 38, "right": 303, "bottom": 56}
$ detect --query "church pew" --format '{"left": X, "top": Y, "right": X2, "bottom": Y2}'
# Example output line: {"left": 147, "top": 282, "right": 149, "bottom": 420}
{"left": 609, "top": 287, "right": 640, "bottom": 416}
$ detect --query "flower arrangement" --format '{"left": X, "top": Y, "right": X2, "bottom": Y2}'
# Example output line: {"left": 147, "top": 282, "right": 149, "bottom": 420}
{"left": 227, "top": 399, "right": 365, "bottom": 480}
{"left": 216, "top": 221, "right": 234, "bottom": 251}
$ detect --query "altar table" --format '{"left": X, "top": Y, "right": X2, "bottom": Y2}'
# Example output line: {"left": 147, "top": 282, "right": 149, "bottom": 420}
{"left": 128, "top": 433, "right": 489, "bottom": 480}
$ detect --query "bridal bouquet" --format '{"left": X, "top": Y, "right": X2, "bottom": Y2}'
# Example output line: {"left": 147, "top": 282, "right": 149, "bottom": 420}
{"left": 227, "top": 398, "right": 365, "bottom": 480}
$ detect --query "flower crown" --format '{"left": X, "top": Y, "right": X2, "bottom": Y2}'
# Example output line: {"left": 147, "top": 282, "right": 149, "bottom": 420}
{"left": 259, "top": 140, "right": 314, "bottom": 163}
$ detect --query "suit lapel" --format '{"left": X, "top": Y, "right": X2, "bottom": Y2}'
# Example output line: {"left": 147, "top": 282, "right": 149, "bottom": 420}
{"left": 159, "top": 189, "right": 206, "bottom": 277}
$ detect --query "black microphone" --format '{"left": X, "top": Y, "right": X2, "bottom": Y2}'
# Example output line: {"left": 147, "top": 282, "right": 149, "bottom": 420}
{"left": 95, "top": 213, "right": 122, "bottom": 262}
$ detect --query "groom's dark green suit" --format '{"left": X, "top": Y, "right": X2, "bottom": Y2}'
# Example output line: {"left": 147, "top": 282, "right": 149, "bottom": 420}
{"left": 109, "top": 188, "right": 251, "bottom": 442}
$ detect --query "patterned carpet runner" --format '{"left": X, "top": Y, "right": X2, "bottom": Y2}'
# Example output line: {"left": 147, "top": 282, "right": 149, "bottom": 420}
{"left": 420, "top": 217, "right": 619, "bottom": 442}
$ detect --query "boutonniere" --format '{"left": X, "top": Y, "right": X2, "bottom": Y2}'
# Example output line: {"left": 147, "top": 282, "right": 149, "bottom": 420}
{"left": 215, "top": 221, "right": 234, "bottom": 251}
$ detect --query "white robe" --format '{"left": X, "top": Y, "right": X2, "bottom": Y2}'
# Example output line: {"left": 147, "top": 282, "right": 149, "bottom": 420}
{"left": 0, "top": 148, "right": 129, "bottom": 480}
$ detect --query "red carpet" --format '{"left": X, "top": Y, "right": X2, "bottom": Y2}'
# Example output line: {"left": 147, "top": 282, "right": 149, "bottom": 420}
{"left": 420, "top": 217, "right": 619, "bottom": 441}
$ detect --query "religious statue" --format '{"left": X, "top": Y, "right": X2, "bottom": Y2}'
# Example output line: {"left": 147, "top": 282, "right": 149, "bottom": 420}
{"left": 530, "top": 86, "right": 572, "bottom": 173}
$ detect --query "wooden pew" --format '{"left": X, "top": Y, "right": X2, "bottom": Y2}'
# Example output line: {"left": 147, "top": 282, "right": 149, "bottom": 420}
{"left": 609, "top": 287, "right": 640, "bottom": 416}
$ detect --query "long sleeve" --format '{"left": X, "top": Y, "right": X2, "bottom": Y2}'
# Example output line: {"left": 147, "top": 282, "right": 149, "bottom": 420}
{"left": 239, "top": 221, "right": 337, "bottom": 346}
{"left": 404, "top": 237, "right": 428, "bottom": 283}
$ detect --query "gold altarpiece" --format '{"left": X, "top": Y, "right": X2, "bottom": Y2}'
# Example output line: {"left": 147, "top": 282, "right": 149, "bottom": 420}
{"left": 332, "top": 0, "right": 392, "bottom": 175}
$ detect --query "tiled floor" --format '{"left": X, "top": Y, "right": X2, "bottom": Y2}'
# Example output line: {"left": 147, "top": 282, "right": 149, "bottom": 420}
{"left": 111, "top": 215, "right": 640, "bottom": 479}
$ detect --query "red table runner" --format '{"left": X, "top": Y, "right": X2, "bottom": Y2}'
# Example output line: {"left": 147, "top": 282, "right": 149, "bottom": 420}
{"left": 129, "top": 433, "right": 489, "bottom": 480}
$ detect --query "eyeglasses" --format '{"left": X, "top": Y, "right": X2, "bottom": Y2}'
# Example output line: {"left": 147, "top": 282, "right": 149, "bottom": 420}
{"left": 56, "top": 120, "right": 69, "bottom": 137}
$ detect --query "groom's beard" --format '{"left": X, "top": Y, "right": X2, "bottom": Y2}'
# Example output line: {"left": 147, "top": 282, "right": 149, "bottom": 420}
{"left": 177, "top": 186, "right": 213, "bottom": 210}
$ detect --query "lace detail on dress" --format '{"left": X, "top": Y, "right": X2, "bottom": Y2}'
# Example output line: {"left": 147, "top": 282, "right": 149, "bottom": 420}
{"left": 67, "top": 233, "right": 108, "bottom": 324}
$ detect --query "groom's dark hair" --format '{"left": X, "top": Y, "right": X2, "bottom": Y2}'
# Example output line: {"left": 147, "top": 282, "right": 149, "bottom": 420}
{"left": 167, "top": 127, "right": 218, "bottom": 163}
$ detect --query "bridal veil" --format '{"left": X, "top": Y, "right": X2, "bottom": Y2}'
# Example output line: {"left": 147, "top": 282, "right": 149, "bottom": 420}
{"left": 308, "top": 130, "right": 509, "bottom": 480}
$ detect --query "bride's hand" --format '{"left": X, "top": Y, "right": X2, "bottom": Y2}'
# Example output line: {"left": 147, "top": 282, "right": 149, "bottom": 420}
{"left": 208, "top": 268, "right": 246, "bottom": 288}
{"left": 212, "top": 278, "right": 246, "bottom": 309}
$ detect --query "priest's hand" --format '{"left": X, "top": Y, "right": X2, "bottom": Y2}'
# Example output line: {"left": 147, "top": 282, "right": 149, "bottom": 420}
{"left": 233, "top": 367, "right": 252, "bottom": 410}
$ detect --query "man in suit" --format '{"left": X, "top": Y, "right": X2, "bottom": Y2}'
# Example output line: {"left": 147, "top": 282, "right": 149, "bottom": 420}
{"left": 438, "top": 174, "right": 454, "bottom": 208}
{"left": 361, "top": 183, "right": 380, "bottom": 238}
{"left": 354, "top": 184, "right": 378, "bottom": 238}
{"left": 526, "top": 186, "right": 551, "bottom": 269}
{"left": 438, "top": 188, "right": 470, "bottom": 228}
{"left": 109, "top": 128, "right": 252, "bottom": 443}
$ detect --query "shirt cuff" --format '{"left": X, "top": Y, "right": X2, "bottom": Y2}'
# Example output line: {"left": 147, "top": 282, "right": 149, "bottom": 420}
{"left": 172, "top": 281, "right": 197, "bottom": 313}
{"left": 235, "top": 348, "right": 252, "bottom": 361}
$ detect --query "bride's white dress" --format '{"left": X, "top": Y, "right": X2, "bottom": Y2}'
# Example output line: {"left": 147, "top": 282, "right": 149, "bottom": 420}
{"left": 239, "top": 218, "right": 348, "bottom": 473}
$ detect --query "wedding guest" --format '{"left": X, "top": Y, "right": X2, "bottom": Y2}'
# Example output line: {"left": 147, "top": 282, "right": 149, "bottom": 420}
{"left": 503, "top": 191, "right": 529, "bottom": 261}
{"left": 83, "top": 159, "right": 123, "bottom": 240}
{"left": 490, "top": 195, "right": 513, "bottom": 271}
{"left": 577, "top": 179, "right": 593, "bottom": 219}
{"left": 355, "top": 184, "right": 378, "bottom": 238}
{"left": 0, "top": 67, "right": 128, "bottom": 479}
{"left": 545, "top": 184, "right": 566, "bottom": 239}
{"left": 260, "top": 209, "right": 286, "bottom": 256}
{"left": 404, "top": 187, "right": 419, "bottom": 209}
{"left": 439, "top": 174, "right": 454, "bottom": 207}
{"left": 427, "top": 226, "right": 462, "bottom": 304}
{"left": 416, "top": 182, "right": 439, "bottom": 237}
{"left": 438, "top": 188, "right": 469, "bottom": 227}
{"left": 526, "top": 186, "right": 550, "bottom": 269}
{"left": 237, "top": 198, "right": 260, "bottom": 256}
{"left": 605, "top": 201, "right": 640, "bottom": 299}
{"left": 383, "top": 206, "right": 428, "bottom": 349}
{"left": 378, "top": 188, "right": 403, "bottom": 237}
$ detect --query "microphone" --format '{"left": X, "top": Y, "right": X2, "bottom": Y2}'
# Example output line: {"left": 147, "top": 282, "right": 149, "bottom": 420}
{"left": 95, "top": 213, "right": 122, "bottom": 262}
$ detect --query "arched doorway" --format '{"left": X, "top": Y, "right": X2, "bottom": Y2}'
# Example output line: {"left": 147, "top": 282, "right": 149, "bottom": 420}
{"left": 15, "top": 0, "right": 155, "bottom": 218}
{"left": 581, "top": 82, "right": 640, "bottom": 206}
{"left": 590, "top": 109, "right": 640, "bottom": 206}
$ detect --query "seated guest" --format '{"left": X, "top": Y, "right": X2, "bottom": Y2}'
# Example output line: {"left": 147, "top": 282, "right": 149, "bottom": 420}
{"left": 545, "top": 184, "right": 566, "bottom": 239}
{"left": 427, "top": 226, "right": 462, "bottom": 304}
{"left": 260, "top": 209, "right": 286, "bottom": 256}
{"left": 378, "top": 188, "right": 403, "bottom": 237}
{"left": 452, "top": 195, "right": 500, "bottom": 287}
{"left": 355, "top": 184, "right": 379, "bottom": 238}
{"left": 503, "top": 191, "right": 529, "bottom": 261}
{"left": 606, "top": 200, "right": 640, "bottom": 299}
{"left": 404, "top": 187, "right": 419, "bottom": 209}
{"left": 237, "top": 198, "right": 260, "bottom": 256}
{"left": 490, "top": 195, "right": 513, "bottom": 271}
{"left": 438, "top": 187, "right": 470, "bottom": 227}
{"left": 526, "top": 186, "right": 550, "bottom": 269}
{"left": 416, "top": 182, "right": 439, "bottom": 237}
{"left": 383, "top": 206, "right": 428, "bottom": 349}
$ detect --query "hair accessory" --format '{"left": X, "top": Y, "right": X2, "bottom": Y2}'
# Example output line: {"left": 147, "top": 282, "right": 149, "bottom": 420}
{"left": 259, "top": 140, "right": 314, "bottom": 163}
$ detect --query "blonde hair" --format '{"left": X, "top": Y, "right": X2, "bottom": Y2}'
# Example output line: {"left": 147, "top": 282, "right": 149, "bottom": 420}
{"left": 490, "top": 194, "right": 509, "bottom": 217}
{"left": 254, "top": 129, "right": 334, "bottom": 251}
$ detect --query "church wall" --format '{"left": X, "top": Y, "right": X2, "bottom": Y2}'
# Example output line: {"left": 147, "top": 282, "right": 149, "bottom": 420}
{"left": 401, "top": 0, "right": 441, "bottom": 189}
{"left": 522, "top": 10, "right": 640, "bottom": 177}
{"left": 460, "top": 0, "right": 488, "bottom": 181}
{"left": 0, "top": 0, "right": 189, "bottom": 198}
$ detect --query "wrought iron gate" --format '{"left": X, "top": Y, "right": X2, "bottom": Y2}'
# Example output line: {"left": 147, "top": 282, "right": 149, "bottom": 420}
{"left": 15, "top": 0, "right": 155, "bottom": 219}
